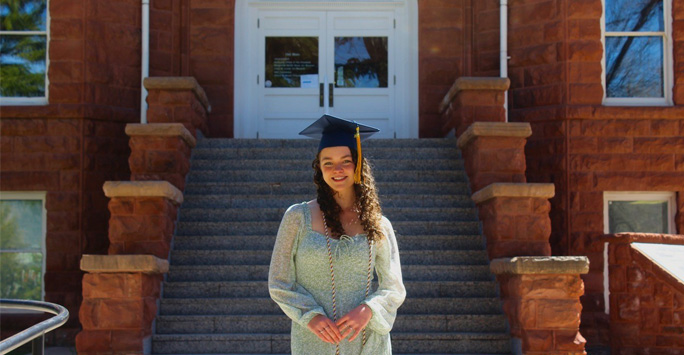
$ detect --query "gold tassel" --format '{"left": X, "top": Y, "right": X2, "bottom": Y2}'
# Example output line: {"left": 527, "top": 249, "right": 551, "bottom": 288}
{"left": 354, "top": 126, "right": 362, "bottom": 184}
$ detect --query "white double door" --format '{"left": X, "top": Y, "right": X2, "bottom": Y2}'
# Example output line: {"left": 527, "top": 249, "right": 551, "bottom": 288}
{"left": 257, "top": 10, "right": 396, "bottom": 138}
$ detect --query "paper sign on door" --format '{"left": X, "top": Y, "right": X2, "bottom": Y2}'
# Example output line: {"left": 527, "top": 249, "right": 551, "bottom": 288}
{"left": 300, "top": 74, "right": 318, "bottom": 88}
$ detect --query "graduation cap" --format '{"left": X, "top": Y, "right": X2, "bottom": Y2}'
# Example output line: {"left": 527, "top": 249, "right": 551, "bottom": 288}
{"left": 299, "top": 114, "right": 380, "bottom": 184}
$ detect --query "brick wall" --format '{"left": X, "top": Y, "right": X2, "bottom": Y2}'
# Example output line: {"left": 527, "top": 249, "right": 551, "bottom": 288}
{"left": 471, "top": 0, "right": 684, "bottom": 348}
{"left": 0, "top": 0, "right": 140, "bottom": 344}
{"left": 418, "top": 0, "right": 469, "bottom": 137}
{"left": 186, "top": 1, "right": 235, "bottom": 137}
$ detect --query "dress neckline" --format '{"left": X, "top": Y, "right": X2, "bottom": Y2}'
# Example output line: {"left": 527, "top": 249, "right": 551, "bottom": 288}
{"left": 303, "top": 202, "right": 367, "bottom": 241}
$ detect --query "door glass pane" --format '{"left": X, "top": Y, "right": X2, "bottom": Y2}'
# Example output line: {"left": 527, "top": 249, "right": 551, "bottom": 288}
{"left": 335, "top": 37, "right": 387, "bottom": 88}
{"left": 0, "top": 200, "right": 42, "bottom": 250}
{"left": 265, "top": 37, "right": 318, "bottom": 88}
{"left": 605, "top": 0, "right": 663, "bottom": 32}
{"left": 608, "top": 200, "right": 668, "bottom": 233}
{"left": 605, "top": 36, "right": 663, "bottom": 98}
{"left": 0, "top": 252, "right": 42, "bottom": 300}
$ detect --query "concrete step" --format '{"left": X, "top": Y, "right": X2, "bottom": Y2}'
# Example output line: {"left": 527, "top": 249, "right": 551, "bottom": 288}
{"left": 181, "top": 194, "right": 475, "bottom": 209}
{"left": 152, "top": 332, "right": 510, "bottom": 354}
{"left": 191, "top": 147, "right": 460, "bottom": 160}
{"left": 194, "top": 138, "right": 458, "bottom": 149}
{"left": 186, "top": 169, "right": 468, "bottom": 183}
{"left": 172, "top": 234, "right": 485, "bottom": 251}
{"left": 191, "top": 158, "right": 464, "bottom": 171}
{"left": 169, "top": 249, "right": 489, "bottom": 266}
{"left": 182, "top": 181, "right": 470, "bottom": 195}
{"left": 176, "top": 221, "right": 481, "bottom": 236}
{"left": 162, "top": 280, "right": 499, "bottom": 299}
{"left": 159, "top": 297, "right": 502, "bottom": 316}
{"left": 178, "top": 207, "right": 478, "bottom": 222}
{"left": 155, "top": 314, "right": 507, "bottom": 334}
{"left": 166, "top": 264, "right": 494, "bottom": 282}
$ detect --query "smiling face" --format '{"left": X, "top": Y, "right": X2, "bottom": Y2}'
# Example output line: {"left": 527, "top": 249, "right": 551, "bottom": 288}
{"left": 319, "top": 146, "right": 356, "bottom": 195}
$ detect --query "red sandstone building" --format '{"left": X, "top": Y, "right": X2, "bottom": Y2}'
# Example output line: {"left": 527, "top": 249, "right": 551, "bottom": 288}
{"left": 1, "top": 0, "right": 683, "bottom": 353}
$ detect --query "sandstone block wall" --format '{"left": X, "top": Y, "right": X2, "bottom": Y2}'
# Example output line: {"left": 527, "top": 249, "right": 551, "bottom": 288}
{"left": 602, "top": 234, "right": 684, "bottom": 352}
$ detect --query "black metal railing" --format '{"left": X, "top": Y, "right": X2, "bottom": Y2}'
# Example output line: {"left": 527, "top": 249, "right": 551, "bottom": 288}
{"left": 0, "top": 299, "right": 69, "bottom": 355}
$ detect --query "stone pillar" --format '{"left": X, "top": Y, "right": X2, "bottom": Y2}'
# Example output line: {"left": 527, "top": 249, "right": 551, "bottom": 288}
{"left": 438, "top": 77, "right": 510, "bottom": 137}
{"left": 491, "top": 256, "right": 590, "bottom": 355}
{"left": 473, "top": 183, "right": 555, "bottom": 259}
{"left": 103, "top": 181, "right": 183, "bottom": 258}
{"left": 143, "top": 77, "right": 211, "bottom": 137}
{"left": 76, "top": 255, "right": 168, "bottom": 355}
{"left": 457, "top": 122, "right": 532, "bottom": 193}
{"left": 126, "top": 123, "right": 196, "bottom": 191}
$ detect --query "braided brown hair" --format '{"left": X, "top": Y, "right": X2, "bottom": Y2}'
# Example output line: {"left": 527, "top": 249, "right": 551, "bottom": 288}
{"left": 312, "top": 149, "right": 384, "bottom": 243}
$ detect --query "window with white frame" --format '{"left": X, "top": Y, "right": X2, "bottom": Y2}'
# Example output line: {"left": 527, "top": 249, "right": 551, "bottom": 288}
{"left": 0, "top": 0, "right": 49, "bottom": 105}
{"left": 0, "top": 192, "right": 46, "bottom": 301}
{"left": 603, "top": 191, "right": 676, "bottom": 234}
{"left": 602, "top": 191, "right": 678, "bottom": 314}
{"left": 602, "top": 0, "right": 673, "bottom": 105}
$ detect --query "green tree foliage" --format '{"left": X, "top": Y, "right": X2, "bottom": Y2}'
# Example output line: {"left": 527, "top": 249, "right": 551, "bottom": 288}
{"left": 0, "top": 0, "right": 47, "bottom": 97}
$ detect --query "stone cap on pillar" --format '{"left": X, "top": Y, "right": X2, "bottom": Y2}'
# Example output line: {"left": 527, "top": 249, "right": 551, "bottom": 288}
{"left": 125, "top": 123, "right": 197, "bottom": 148}
{"left": 143, "top": 76, "right": 212, "bottom": 113}
{"left": 438, "top": 77, "right": 510, "bottom": 114}
{"left": 456, "top": 122, "right": 532, "bottom": 149}
{"left": 80, "top": 254, "right": 169, "bottom": 274}
{"left": 472, "top": 182, "right": 555, "bottom": 204}
{"left": 490, "top": 256, "right": 590, "bottom": 275}
{"left": 103, "top": 181, "right": 183, "bottom": 204}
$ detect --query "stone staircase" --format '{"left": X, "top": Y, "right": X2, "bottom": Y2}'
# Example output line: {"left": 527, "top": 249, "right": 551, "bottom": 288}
{"left": 151, "top": 138, "right": 513, "bottom": 355}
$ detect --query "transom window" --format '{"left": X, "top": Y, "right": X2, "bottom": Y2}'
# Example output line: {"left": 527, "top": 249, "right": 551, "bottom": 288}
{"left": 0, "top": 0, "right": 49, "bottom": 105}
{"left": 602, "top": 0, "right": 673, "bottom": 106}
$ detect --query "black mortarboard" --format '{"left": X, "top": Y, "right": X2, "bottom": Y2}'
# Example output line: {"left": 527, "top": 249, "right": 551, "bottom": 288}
{"left": 299, "top": 114, "right": 379, "bottom": 183}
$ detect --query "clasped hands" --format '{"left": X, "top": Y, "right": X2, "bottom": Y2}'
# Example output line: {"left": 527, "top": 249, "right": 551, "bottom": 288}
{"left": 307, "top": 304, "right": 372, "bottom": 344}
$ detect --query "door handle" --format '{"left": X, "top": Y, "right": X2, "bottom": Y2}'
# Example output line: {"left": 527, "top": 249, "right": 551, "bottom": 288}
{"left": 319, "top": 83, "right": 324, "bottom": 107}
{"left": 329, "top": 83, "right": 334, "bottom": 107}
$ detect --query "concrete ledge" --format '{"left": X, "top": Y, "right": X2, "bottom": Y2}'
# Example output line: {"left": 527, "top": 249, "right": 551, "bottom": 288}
{"left": 457, "top": 122, "right": 532, "bottom": 149}
{"left": 490, "top": 256, "right": 590, "bottom": 275}
{"left": 439, "top": 77, "right": 510, "bottom": 113}
{"left": 472, "top": 183, "right": 555, "bottom": 204}
{"left": 103, "top": 181, "right": 183, "bottom": 204}
{"left": 143, "top": 76, "right": 212, "bottom": 113}
{"left": 125, "top": 123, "right": 197, "bottom": 148}
{"left": 81, "top": 254, "right": 169, "bottom": 274}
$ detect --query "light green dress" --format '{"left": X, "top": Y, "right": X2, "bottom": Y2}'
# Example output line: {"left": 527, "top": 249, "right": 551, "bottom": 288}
{"left": 268, "top": 202, "right": 406, "bottom": 355}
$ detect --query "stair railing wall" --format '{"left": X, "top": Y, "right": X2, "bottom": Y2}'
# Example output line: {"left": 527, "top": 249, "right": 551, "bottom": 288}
{"left": 76, "top": 77, "right": 210, "bottom": 354}
{"left": 596, "top": 233, "right": 684, "bottom": 353}
{"left": 442, "top": 77, "right": 590, "bottom": 354}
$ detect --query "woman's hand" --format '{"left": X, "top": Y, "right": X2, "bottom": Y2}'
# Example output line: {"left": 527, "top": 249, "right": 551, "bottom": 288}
{"left": 336, "top": 304, "right": 373, "bottom": 341}
{"left": 308, "top": 314, "right": 343, "bottom": 344}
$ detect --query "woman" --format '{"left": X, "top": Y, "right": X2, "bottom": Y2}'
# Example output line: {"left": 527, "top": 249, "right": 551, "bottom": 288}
{"left": 268, "top": 115, "right": 406, "bottom": 355}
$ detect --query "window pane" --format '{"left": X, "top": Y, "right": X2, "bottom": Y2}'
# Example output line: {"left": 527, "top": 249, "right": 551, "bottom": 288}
{"left": 265, "top": 37, "right": 318, "bottom": 88}
{"left": 605, "top": 0, "right": 663, "bottom": 32}
{"left": 0, "top": 34, "right": 46, "bottom": 97}
{"left": 0, "top": 252, "right": 42, "bottom": 300}
{"left": 0, "top": 0, "right": 48, "bottom": 31}
{"left": 335, "top": 37, "right": 388, "bottom": 88}
{"left": 0, "top": 200, "right": 42, "bottom": 250}
{"left": 605, "top": 36, "right": 663, "bottom": 98}
{"left": 608, "top": 200, "right": 669, "bottom": 233}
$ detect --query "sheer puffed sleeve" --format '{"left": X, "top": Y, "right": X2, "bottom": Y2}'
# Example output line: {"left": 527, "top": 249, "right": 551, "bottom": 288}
{"left": 269, "top": 203, "right": 326, "bottom": 327}
{"left": 362, "top": 216, "right": 406, "bottom": 334}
